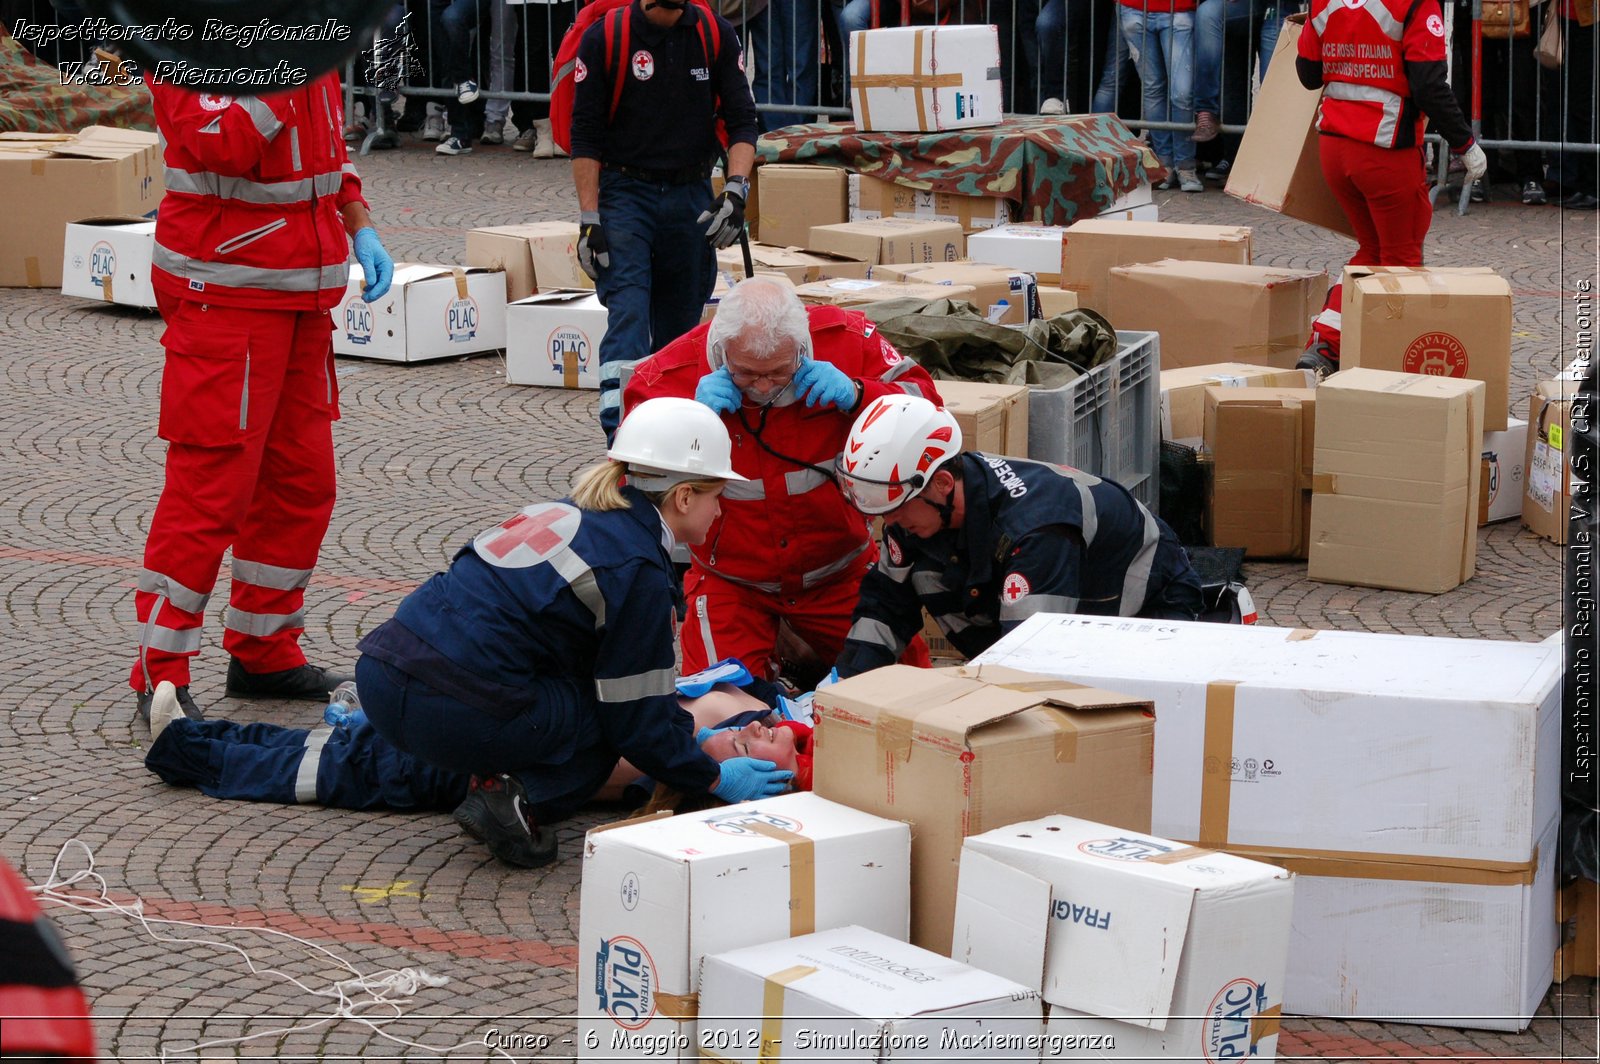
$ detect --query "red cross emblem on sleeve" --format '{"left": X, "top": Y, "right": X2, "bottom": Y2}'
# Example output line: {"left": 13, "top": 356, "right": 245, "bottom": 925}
{"left": 474, "top": 503, "right": 581, "bottom": 566}
{"left": 1002, "top": 572, "right": 1031, "bottom": 602}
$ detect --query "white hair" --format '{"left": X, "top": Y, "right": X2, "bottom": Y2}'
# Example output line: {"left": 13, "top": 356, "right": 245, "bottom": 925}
{"left": 705, "top": 277, "right": 811, "bottom": 369}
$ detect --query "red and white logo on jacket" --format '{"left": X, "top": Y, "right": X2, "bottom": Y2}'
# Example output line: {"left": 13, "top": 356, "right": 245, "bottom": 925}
{"left": 474, "top": 503, "right": 582, "bottom": 568}
{"left": 631, "top": 51, "right": 655, "bottom": 80}
{"left": 1002, "top": 572, "right": 1031, "bottom": 602}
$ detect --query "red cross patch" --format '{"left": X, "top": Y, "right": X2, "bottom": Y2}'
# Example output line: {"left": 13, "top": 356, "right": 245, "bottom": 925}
{"left": 574, "top": 57, "right": 588, "bottom": 83}
{"left": 880, "top": 339, "right": 902, "bottom": 364}
{"left": 1002, "top": 572, "right": 1031, "bottom": 602}
{"left": 473, "top": 503, "right": 582, "bottom": 568}
{"left": 886, "top": 536, "right": 903, "bottom": 566}
{"left": 631, "top": 50, "right": 655, "bottom": 81}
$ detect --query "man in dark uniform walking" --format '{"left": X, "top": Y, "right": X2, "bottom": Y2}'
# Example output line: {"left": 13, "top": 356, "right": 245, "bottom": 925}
{"left": 568, "top": 0, "right": 761, "bottom": 440}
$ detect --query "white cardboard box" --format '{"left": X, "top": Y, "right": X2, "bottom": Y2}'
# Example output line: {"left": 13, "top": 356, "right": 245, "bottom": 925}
{"left": 954, "top": 815, "right": 1293, "bottom": 1059}
{"left": 578, "top": 794, "right": 910, "bottom": 1061}
{"left": 1482, "top": 416, "right": 1530, "bottom": 524}
{"left": 697, "top": 925, "right": 1043, "bottom": 1062}
{"left": 971, "top": 616, "right": 1563, "bottom": 1030}
{"left": 506, "top": 289, "right": 609, "bottom": 389}
{"left": 965, "top": 225, "right": 1073, "bottom": 283}
{"left": 848, "top": 25, "right": 1003, "bottom": 133}
{"left": 332, "top": 263, "right": 507, "bottom": 362}
{"left": 60, "top": 217, "right": 156, "bottom": 307}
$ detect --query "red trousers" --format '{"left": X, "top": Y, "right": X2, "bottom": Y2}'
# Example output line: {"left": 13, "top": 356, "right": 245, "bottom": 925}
{"left": 680, "top": 562, "right": 930, "bottom": 681}
{"left": 1310, "top": 135, "right": 1434, "bottom": 358}
{"left": 131, "top": 296, "right": 340, "bottom": 692}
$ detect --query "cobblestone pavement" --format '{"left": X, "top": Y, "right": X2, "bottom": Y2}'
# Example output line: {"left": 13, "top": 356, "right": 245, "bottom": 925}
{"left": 0, "top": 135, "right": 1595, "bottom": 1061}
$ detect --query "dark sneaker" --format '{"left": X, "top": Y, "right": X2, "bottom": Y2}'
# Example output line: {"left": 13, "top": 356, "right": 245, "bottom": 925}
{"left": 452, "top": 774, "right": 559, "bottom": 868}
{"left": 455, "top": 80, "right": 480, "bottom": 104}
{"left": 1522, "top": 181, "right": 1548, "bottom": 206}
{"left": 225, "top": 658, "right": 353, "bottom": 701}
{"left": 1470, "top": 178, "right": 1488, "bottom": 203}
{"left": 1193, "top": 110, "right": 1220, "bottom": 143}
{"left": 1564, "top": 192, "right": 1600, "bottom": 211}
{"left": 1296, "top": 340, "right": 1339, "bottom": 382}
{"left": 135, "top": 683, "right": 203, "bottom": 724}
{"left": 1204, "top": 158, "right": 1232, "bottom": 183}
{"left": 435, "top": 136, "right": 473, "bottom": 156}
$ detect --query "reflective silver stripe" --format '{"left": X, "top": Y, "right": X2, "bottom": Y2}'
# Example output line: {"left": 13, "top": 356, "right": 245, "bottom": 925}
{"left": 224, "top": 606, "right": 306, "bottom": 637}
{"left": 897, "top": 382, "right": 924, "bottom": 396}
{"left": 599, "top": 390, "right": 623, "bottom": 414}
{"left": 164, "top": 167, "right": 344, "bottom": 204}
{"left": 1315, "top": 309, "right": 1343, "bottom": 332}
{"left": 146, "top": 622, "right": 203, "bottom": 655}
{"left": 932, "top": 610, "right": 974, "bottom": 634}
{"left": 910, "top": 570, "right": 948, "bottom": 596}
{"left": 289, "top": 126, "right": 302, "bottom": 170}
{"left": 596, "top": 666, "right": 678, "bottom": 703}
{"left": 200, "top": 116, "right": 224, "bottom": 135}
{"left": 1310, "top": 0, "right": 1339, "bottom": 35}
{"left": 555, "top": 58, "right": 578, "bottom": 84}
{"left": 1324, "top": 81, "right": 1403, "bottom": 146}
{"left": 801, "top": 540, "right": 870, "bottom": 588}
{"left": 232, "top": 558, "right": 313, "bottom": 592}
{"left": 1118, "top": 509, "right": 1163, "bottom": 617}
{"left": 154, "top": 242, "right": 348, "bottom": 293}
{"left": 723, "top": 479, "right": 767, "bottom": 501}
{"left": 703, "top": 564, "right": 782, "bottom": 593}
{"left": 341, "top": 162, "right": 359, "bottom": 178}
{"left": 294, "top": 726, "right": 333, "bottom": 802}
{"left": 1075, "top": 481, "right": 1100, "bottom": 547}
{"left": 1359, "top": 0, "right": 1404, "bottom": 39}
{"left": 599, "top": 357, "right": 643, "bottom": 383}
{"left": 877, "top": 548, "right": 913, "bottom": 581}
{"left": 1001, "top": 592, "right": 1079, "bottom": 623}
{"left": 138, "top": 569, "right": 210, "bottom": 615}
{"left": 846, "top": 617, "right": 901, "bottom": 652}
{"left": 880, "top": 358, "right": 916, "bottom": 383}
{"left": 784, "top": 468, "right": 829, "bottom": 496}
{"left": 236, "top": 96, "right": 284, "bottom": 140}
{"left": 696, "top": 596, "right": 718, "bottom": 662}
{"left": 551, "top": 549, "right": 606, "bottom": 628}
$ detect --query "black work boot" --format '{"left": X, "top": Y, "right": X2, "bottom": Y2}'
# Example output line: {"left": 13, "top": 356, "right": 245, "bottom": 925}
{"left": 1296, "top": 339, "right": 1339, "bottom": 383}
{"left": 135, "top": 683, "right": 204, "bottom": 724}
{"left": 452, "top": 774, "right": 560, "bottom": 868}
{"left": 225, "top": 658, "right": 354, "bottom": 701}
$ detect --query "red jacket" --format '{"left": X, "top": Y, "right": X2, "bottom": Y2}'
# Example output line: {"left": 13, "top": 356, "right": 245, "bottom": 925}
{"left": 150, "top": 74, "right": 366, "bottom": 310}
{"left": 623, "top": 306, "right": 941, "bottom": 594}
{"left": 1301, "top": 0, "right": 1445, "bottom": 148}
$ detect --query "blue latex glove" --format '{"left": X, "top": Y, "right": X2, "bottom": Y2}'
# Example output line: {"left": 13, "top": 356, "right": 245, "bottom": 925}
{"left": 792, "top": 357, "right": 857, "bottom": 410}
{"left": 816, "top": 666, "right": 842, "bottom": 690}
{"left": 713, "top": 757, "right": 794, "bottom": 802}
{"left": 695, "top": 725, "right": 735, "bottom": 745}
{"left": 352, "top": 227, "right": 394, "bottom": 302}
{"left": 695, "top": 366, "right": 743, "bottom": 415}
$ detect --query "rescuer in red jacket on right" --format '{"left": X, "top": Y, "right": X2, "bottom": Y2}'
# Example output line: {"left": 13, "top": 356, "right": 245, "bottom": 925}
{"left": 1294, "top": 0, "right": 1488, "bottom": 379}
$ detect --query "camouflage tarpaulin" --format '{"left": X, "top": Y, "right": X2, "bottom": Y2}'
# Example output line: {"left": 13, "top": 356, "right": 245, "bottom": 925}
{"left": 757, "top": 114, "right": 1163, "bottom": 226}
{"left": 0, "top": 23, "right": 156, "bottom": 134}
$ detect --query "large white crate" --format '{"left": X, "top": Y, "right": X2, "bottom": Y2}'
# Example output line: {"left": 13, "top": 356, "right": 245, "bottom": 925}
{"left": 1027, "top": 329, "right": 1160, "bottom": 508}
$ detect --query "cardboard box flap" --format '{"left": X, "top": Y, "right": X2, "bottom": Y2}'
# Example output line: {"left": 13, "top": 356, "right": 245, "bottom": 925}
{"left": 951, "top": 848, "right": 1052, "bottom": 991}
{"left": 953, "top": 663, "right": 1153, "bottom": 712}
{"left": 512, "top": 288, "right": 598, "bottom": 308}
{"left": 70, "top": 214, "right": 156, "bottom": 228}
{"left": 0, "top": 126, "right": 158, "bottom": 160}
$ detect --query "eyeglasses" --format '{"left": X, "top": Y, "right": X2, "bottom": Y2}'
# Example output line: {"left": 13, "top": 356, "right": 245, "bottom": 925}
{"left": 714, "top": 340, "right": 808, "bottom": 388}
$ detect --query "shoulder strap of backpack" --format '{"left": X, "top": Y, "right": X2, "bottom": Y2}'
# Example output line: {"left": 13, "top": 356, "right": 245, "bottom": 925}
{"left": 695, "top": 4, "right": 720, "bottom": 68}
{"left": 605, "top": 6, "right": 632, "bottom": 121}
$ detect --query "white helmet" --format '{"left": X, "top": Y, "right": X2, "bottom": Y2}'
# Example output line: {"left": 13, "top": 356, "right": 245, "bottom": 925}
{"left": 835, "top": 395, "right": 962, "bottom": 514}
{"left": 610, "top": 397, "right": 748, "bottom": 487}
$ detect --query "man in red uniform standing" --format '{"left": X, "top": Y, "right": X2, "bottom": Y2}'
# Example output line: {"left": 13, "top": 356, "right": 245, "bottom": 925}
{"left": 132, "top": 73, "right": 395, "bottom": 721}
{"left": 1295, "top": 0, "right": 1487, "bottom": 378}
{"left": 623, "top": 277, "right": 942, "bottom": 682}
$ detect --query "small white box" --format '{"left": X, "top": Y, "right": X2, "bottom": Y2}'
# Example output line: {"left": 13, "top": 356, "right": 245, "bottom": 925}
{"left": 965, "top": 225, "right": 1071, "bottom": 282}
{"left": 578, "top": 794, "right": 910, "bottom": 1061}
{"left": 506, "top": 289, "right": 609, "bottom": 389}
{"left": 697, "top": 925, "right": 1043, "bottom": 1063}
{"left": 954, "top": 816, "right": 1293, "bottom": 1060}
{"left": 332, "top": 263, "right": 507, "bottom": 362}
{"left": 848, "top": 26, "right": 1003, "bottom": 133}
{"left": 60, "top": 217, "right": 156, "bottom": 307}
{"left": 1482, "top": 416, "right": 1529, "bottom": 524}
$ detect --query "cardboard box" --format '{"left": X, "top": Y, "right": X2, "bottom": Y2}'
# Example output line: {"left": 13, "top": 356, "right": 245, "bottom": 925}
{"left": 1160, "top": 363, "right": 1314, "bottom": 445}
{"left": 465, "top": 222, "right": 591, "bottom": 302}
{"left": 965, "top": 224, "right": 1070, "bottom": 283}
{"left": 1109, "top": 259, "right": 1327, "bottom": 370}
{"left": 1524, "top": 380, "right": 1579, "bottom": 543}
{"left": 808, "top": 218, "right": 964, "bottom": 266}
{"left": 60, "top": 217, "right": 157, "bottom": 308}
{"left": 1480, "top": 417, "right": 1529, "bottom": 525}
{"left": 848, "top": 25, "right": 1004, "bottom": 133}
{"left": 867, "top": 261, "right": 1037, "bottom": 324}
{"left": 1225, "top": 14, "right": 1357, "bottom": 238}
{"left": 332, "top": 263, "right": 507, "bottom": 363}
{"left": 577, "top": 795, "right": 911, "bottom": 1060}
{"left": 936, "top": 379, "right": 1030, "bottom": 456}
{"left": 972, "top": 616, "right": 1563, "bottom": 1030}
{"left": 1037, "top": 287, "right": 1079, "bottom": 317}
{"left": 697, "top": 926, "right": 1043, "bottom": 1062}
{"left": 506, "top": 289, "right": 607, "bottom": 388}
{"left": 755, "top": 164, "right": 847, "bottom": 249}
{"left": 1205, "top": 387, "right": 1317, "bottom": 559}
{"left": 794, "top": 277, "right": 976, "bottom": 308}
{"left": 715, "top": 243, "right": 869, "bottom": 285}
{"left": 1061, "top": 220, "right": 1254, "bottom": 317}
{"left": 1309, "top": 367, "right": 1484, "bottom": 594}
{"left": 0, "top": 127, "right": 163, "bottom": 288}
{"left": 1558, "top": 876, "right": 1600, "bottom": 982}
{"left": 850, "top": 173, "right": 1012, "bottom": 233}
{"left": 813, "top": 664, "right": 1155, "bottom": 952}
{"left": 954, "top": 815, "right": 1293, "bottom": 1058}
{"left": 1343, "top": 265, "right": 1514, "bottom": 431}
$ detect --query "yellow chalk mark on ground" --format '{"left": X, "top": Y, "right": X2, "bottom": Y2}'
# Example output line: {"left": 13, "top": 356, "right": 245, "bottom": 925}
{"left": 341, "top": 880, "right": 422, "bottom": 903}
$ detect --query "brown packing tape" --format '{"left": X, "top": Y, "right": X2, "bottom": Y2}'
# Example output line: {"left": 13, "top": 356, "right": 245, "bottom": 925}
{"left": 1144, "top": 845, "right": 1219, "bottom": 865}
{"left": 655, "top": 991, "right": 699, "bottom": 1019}
{"left": 1204, "top": 841, "right": 1539, "bottom": 887}
{"left": 101, "top": 274, "right": 113, "bottom": 302}
{"left": 1287, "top": 628, "right": 1318, "bottom": 641}
{"left": 876, "top": 707, "right": 916, "bottom": 762}
{"left": 1052, "top": 712, "right": 1079, "bottom": 764}
{"left": 698, "top": 1053, "right": 737, "bottom": 1064}
{"left": 743, "top": 820, "right": 817, "bottom": 937}
{"left": 853, "top": 34, "right": 873, "bottom": 130}
{"left": 850, "top": 27, "right": 962, "bottom": 132}
{"left": 1251, "top": 1004, "right": 1283, "bottom": 1046}
{"left": 760, "top": 964, "right": 817, "bottom": 1062}
{"left": 451, "top": 267, "right": 470, "bottom": 299}
{"left": 563, "top": 350, "right": 579, "bottom": 390}
{"left": 1310, "top": 472, "right": 1336, "bottom": 494}
{"left": 1199, "top": 681, "right": 1241, "bottom": 847}
{"left": 31, "top": 159, "right": 45, "bottom": 176}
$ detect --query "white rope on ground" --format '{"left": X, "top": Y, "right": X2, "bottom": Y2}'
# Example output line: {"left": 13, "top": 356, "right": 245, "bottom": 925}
{"left": 27, "top": 838, "right": 518, "bottom": 1062}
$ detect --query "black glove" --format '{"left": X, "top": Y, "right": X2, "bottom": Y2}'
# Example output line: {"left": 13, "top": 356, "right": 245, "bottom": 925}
{"left": 697, "top": 177, "right": 748, "bottom": 250}
{"left": 577, "top": 210, "right": 610, "bottom": 280}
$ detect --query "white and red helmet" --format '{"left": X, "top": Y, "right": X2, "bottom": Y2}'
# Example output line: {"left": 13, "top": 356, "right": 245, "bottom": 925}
{"left": 834, "top": 395, "right": 962, "bottom": 514}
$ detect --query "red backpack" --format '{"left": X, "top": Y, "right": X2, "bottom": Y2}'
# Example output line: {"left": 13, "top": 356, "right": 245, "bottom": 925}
{"left": 549, "top": 0, "right": 728, "bottom": 155}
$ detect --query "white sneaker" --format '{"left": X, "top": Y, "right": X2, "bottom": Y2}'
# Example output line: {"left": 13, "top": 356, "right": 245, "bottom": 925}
{"left": 148, "top": 681, "right": 186, "bottom": 745}
{"left": 1177, "top": 169, "right": 1204, "bottom": 193}
{"left": 1039, "top": 97, "right": 1067, "bottom": 115}
{"left": 480, "top": 126, "right": 504, "bottom": 145}
{"left": 456, "top": 80, "right": 480, "bottom": 104}
{"left": 421, "top": 113, "right": 445, "bottom": 141}
{"left": 532, "top": 117, "right": 558, "bottom": 158}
